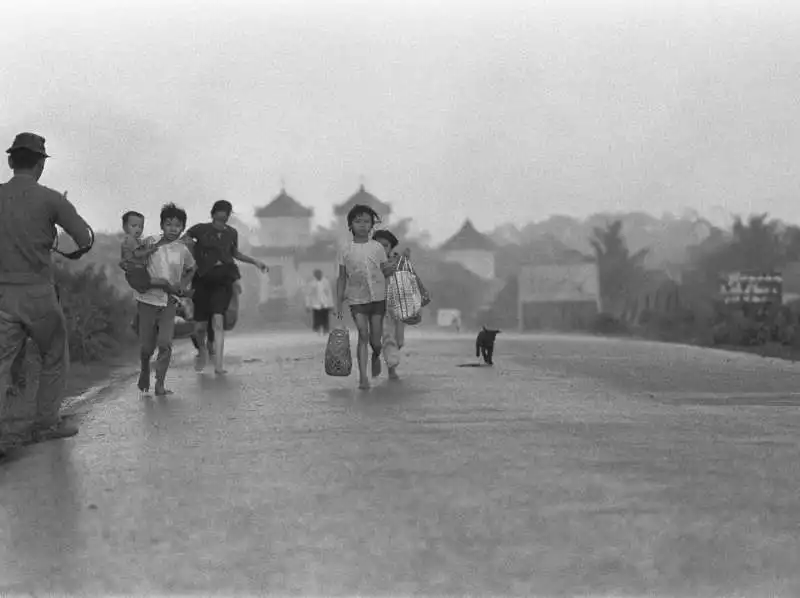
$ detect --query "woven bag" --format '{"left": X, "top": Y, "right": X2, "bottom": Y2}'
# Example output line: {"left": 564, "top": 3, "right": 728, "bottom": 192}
{"left": 325, "top": 327, "right": 353, "bottom": 376}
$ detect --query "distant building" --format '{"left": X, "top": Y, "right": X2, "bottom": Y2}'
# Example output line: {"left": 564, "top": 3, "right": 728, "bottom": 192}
{"left": 251, "top": 187, "right": 315, "bottom": 303}
{"left": 254, "top": 187, "right": 314, "bottom": 249}
{"left": 227, "top": 215, "right": 260, "bottom": 316}
{"left": 332, "top": 185, "right": 392, "bottom": 248}
{"left": 517, "top": 263, "right": 601, "bottom": 331}
{"left": 440, "top": 219, "right": 497, "bottom": 280}
{"left": 296, "top": 239, "right": 340, "bottom": 282}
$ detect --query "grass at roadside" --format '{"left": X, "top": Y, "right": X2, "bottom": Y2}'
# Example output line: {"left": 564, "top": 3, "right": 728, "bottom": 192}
{"left": 713, "top": 341, "right": 800, "bottom": 361}
{"left": 64, "top": 345, "right": 140, "bottom": 399}
{"left": 605, "top": 321, "right": 800, "bottom": 364}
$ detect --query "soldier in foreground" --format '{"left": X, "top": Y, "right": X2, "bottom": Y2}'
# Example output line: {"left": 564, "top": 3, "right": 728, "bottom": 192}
{"left": 0, "top": 133, "right": 94, "bottom": 456}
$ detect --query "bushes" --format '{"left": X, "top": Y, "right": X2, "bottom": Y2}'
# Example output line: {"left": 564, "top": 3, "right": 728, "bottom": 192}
{"left": 710, "top": 306, "right": 798, "bottom": 348}
{"left": 638, "top": 307, "right": 708, "bottom": 344}
{"left": 591, "top": 312, "right": 630, "bottom": 336}
{"left": 54, "top": 262, "right": 135, "bottom": 363}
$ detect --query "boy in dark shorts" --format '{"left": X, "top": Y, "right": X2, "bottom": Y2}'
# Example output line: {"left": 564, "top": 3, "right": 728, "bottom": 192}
{"left": 184, "top": 200, "right": 267, "bottom": 375}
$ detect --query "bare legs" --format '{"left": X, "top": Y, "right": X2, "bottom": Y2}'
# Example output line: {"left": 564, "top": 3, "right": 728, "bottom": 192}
{"left": 369, "top": 313, "right": 383, "bottom": 379}
{"left": 193, "top": 320, "right": 209, "bottom": 372}
{"left": 352, "top": 312, "right": 384, "bottom": 389}
{"left": 193, "top": 315, "right": 226, "bottom": 375}
{"left": 211, "top": 313, "right": 226, "bottom": 375}
{"left": 383, "top": 314, "right": 403, "bottom": 380}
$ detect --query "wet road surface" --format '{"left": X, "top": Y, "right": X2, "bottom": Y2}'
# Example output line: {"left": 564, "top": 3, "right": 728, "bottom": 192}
{"left": 2, "top": 331, "right": 800, "bottom": 595}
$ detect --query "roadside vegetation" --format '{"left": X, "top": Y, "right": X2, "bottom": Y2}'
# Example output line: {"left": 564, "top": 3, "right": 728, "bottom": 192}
{"left": 587, "top": 214, "right": 800, "bottom": 359}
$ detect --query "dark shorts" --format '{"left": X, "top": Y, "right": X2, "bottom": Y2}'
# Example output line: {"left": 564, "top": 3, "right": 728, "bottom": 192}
{"left": 125, "top": 267, "right": 151, "bottom": 294}
{"left": 192, "top": 275, "right": 233, "bottom": 322}
{"left": 349, "top": 300, "right": 386, "bottom": 318}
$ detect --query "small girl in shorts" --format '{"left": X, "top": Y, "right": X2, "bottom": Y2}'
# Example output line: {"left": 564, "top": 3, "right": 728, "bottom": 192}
{"left": 373, "top": 229, "right": 405, "bottom": 380}
{"left": 373, "top": 229, "right": 431, "bottom": 380}
{"left": 335, "top": 204, "right": 395, "bottom": 389}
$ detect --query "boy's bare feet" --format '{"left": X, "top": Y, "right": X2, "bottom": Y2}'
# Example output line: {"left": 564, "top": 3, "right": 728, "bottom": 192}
{"left": 194, "top": 348, "right": 208, "bottom": 372}
{"left": 137, "top": 362, "right": 150, "bottom": 392}
{"left": 371, "top": 352, "right": 382, "bottom": 378}
{"left": 388, "top": 366, "right": 399, "bottom": 380}
{"left": 214, "top": 368, "right": 228, "bottom": 376}
{"left": 154, "top": 385, "right": 173, "bottom": 397}
{"left": 358, "top": 378, "right": 370, "bottom": 390}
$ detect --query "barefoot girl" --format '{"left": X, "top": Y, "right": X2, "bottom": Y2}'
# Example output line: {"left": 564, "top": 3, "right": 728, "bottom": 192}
{"left": 335, "top": 204, "right": 394, "bottom": 389}
{"left": 373, "top": 229, "right": 404, "bottom": 380}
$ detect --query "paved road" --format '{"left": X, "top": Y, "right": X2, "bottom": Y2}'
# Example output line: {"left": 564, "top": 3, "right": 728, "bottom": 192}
{"left": 2, "top": 330, "right": 800, "bottom": 596}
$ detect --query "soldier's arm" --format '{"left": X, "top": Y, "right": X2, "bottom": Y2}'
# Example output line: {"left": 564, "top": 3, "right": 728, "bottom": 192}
{"left": 52, "top": 191, "right": 92, "bottom": 249}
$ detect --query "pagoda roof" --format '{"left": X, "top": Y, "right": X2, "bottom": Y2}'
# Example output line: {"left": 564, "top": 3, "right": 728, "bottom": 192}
{"left": 255, "top": 188, "right": 313, "bottom": 219}
{"left": 440, "top": 219, "right": 497, "bottom": 252}
{"left": 333, "top": 185, "right": 392, "bottom": 217}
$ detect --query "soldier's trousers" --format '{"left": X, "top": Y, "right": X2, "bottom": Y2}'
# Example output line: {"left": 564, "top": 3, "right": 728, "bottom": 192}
{"left": 0, "top": 284, "right": 68, "bottom": 449}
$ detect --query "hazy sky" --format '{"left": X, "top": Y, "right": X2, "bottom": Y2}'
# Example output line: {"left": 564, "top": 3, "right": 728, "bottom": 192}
{"left": 3, "top": 0, "right": 800, "bottom": 242}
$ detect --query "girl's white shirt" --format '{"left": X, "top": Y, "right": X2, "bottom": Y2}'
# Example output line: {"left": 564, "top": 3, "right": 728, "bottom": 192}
{"left": 337, "top": 240, "right": 387, "bottom": 305}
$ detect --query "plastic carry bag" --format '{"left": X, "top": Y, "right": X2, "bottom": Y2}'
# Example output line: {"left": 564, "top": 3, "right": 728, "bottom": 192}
{"left": 387, "top": 255, "right": 424, "bottom": 325}
{"left": 325, "top": 326, "right": 353, "bottom": 376}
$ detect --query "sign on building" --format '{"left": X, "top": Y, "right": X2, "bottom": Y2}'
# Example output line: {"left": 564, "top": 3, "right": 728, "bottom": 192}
{"left": 720, "top": 272, "right": 782, "bottom": 305}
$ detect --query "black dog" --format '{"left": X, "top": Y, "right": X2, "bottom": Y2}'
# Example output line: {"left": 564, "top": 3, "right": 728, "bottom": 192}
{"left": 475, "top": 326, "right": 501, "bottom": 365}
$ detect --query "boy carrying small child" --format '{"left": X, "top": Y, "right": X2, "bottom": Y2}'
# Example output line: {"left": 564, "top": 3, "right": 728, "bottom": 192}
{"left": 133, "top": 203, "right": 196, "bottom": 396}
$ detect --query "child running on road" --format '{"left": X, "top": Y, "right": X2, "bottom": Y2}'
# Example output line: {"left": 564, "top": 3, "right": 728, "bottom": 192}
{"left": 335, "top": 204, "right": 394, "bottom": 389}
{"left": 373, "top": 229, "right": 405, "bottom": 380}
{"left": 134, "top": 203, "right": 196, "bottom": 396}
{"left": 373, "top": 230, "right": 431, "bottom": 379}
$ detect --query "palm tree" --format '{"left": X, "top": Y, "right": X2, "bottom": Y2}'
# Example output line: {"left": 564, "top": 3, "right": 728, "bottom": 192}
{"left": 590, "top": 220, "right": 648, "bottom": 316}
{"left": 730, "top": 214, "right": 782, "bottom": 271}
{"left": 693, "top": 214, "right": 784, "bottom": 277}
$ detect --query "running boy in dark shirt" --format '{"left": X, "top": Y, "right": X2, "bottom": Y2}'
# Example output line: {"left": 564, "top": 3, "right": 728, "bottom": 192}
{"left": 183, "top": 200, "right": 267, "bottom": 375}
